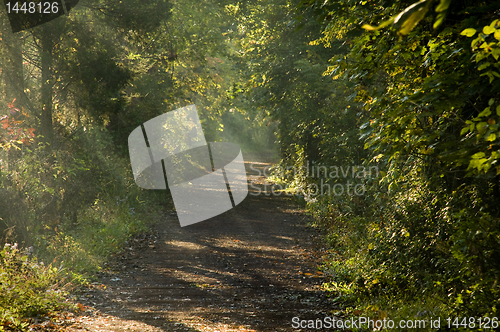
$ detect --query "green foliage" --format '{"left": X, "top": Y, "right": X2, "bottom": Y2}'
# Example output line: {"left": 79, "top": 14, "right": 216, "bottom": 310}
{"left": 458, "top": 19, "right": 500, "bottom": 176}
{"left": 235, "top": 0, "right": 366, "bottom": 167}
{"left": 310, "top": 165, "right": 500, "bottom": 320}
{"left": 256, "top": 0, "right": 500, "bottom": 321}
{"left": 1, "top": 104, "right": 159, "bottom": 273}
{"left": 89, "top": 0, "right": 173, "bottom": 35}
{"left": 0, "top": 243, "right": 73, "bottom": 331}
{"left": 5, "top": 0, "right": 500, "bottom": 326}
{"left": 0, "top": 0, "right": 228, "bottom": 328}
{"left": 35, "top": 198, "right": 148, "bottom": 278}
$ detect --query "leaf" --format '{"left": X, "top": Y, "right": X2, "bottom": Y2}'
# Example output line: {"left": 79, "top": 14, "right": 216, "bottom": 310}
{"left": 27, "top": 128, "right": 35, "bottom": 137}
{"left": 486, "top": 133, "right": 496, "bottom": 141}
{"left": 478, "top": 107, "right": 491, "bottom": 117}
{"left": 495, "top": 30, "right": 500, "bottom": 41}
{"left": 483, "top": 25, "right": 496, "bottom": 35}
{"left": 476, "top": 121, "right": 488, "bottom": 133}
{"left": 492, "top": 48, "right": 500, "bottom": 60}
{"left": 478, "top": 62, "right": 491, "bottom": 71}
{"left": 395, "top": 0, "right": 431, "bottom": 36}
{"left": 361, "top": 16, "right": 395, "bottom": 31}
{"left": 479, "top": 71, "right": 493, "bottom": 83}
{"left": 472, "top": 152, "right": 486, "bottom": 159}
{"left": 435, "top": 0, "right": 451, "bottom": 12}
{"left": 433, "top": 12, "right": 446, "bottom": 29}
{"left": 461, "top": 28, "right": 477, "bottom": 37}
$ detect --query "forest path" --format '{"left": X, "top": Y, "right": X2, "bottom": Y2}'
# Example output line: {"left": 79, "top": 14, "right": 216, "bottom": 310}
{"left": 67, "top": 157, "right": 336, "bottom": 332}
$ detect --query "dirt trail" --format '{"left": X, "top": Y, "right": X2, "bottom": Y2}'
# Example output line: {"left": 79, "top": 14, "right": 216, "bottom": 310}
{"left": 67, "top": 158, "right": 336, "bottom": 332}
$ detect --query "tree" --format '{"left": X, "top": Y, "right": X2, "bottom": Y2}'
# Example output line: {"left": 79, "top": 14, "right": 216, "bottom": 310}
{"left": 295, "top": 0, "right": 500, "bottom": 317}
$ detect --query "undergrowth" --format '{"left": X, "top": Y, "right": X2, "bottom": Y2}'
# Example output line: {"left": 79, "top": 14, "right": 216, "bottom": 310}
{"left": 0, "top": 243, "right": 74, "bottom": 331}
{"left": 269, "top": 154, "right": 500, "bottom": 331}
{"left": 309, "top": 177, "right": 500, "bottom": 331}
{"left": 0, "top": 124, "right": 170, "bottom": 330}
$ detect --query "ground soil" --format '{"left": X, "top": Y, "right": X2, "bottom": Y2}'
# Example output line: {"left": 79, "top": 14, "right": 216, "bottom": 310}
{"left": 64, "top": 157, "right": 338, "bottom": 332}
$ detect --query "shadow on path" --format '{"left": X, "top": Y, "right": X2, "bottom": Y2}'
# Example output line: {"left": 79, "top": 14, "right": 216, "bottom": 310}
{"left": 68, "top": 158, "right": 337, "bottom": 332}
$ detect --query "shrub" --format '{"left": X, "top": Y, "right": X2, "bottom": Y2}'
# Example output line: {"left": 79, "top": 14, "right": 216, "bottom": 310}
{"left": 0, "top": 243, "right": 73, "bottom": 331}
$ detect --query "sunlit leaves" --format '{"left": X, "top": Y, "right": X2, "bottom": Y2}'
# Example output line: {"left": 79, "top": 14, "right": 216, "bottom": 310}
{"left": 456, "top": 19, "right": 500, "bottom": 175}
{"left": 435, "top": 0, "right": 451, "bottom": 12}
{"left": 0, "top": 101, "right": 36, "bottom": 151}
{"left": 362, "top": 0, "right": 454, "bottom": 35}
{"left": 483, "top": 26, "right": 496, "bottom": 35}
{"left": 296, "top": 0, "right": 500, "bottom": 318}
{"left": 393, "top": 0, "right": 431, "bottom": 36}
{"left": 361, "top": 17, "right": 395, "bottom": 32}
{"left": 0, "top": 244, "right": 71, "bottom": 329}
{"left": 461, "top": 28, "right": 476, "bottom": 37}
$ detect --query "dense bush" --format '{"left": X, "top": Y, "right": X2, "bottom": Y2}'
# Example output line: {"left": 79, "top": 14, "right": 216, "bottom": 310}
{"left": 305, "top": 167, "right": 500, "bottom": 322}
{"left": 0, "top": 243, "right": 73, "bottom": 331}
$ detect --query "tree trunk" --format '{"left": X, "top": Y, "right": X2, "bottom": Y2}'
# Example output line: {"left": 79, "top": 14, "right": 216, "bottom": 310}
{"left": 0, "top": 12, "right": 24, "bottom": 108}
{"left": 40, "top": 28, "right": 54, "bottom": 145}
